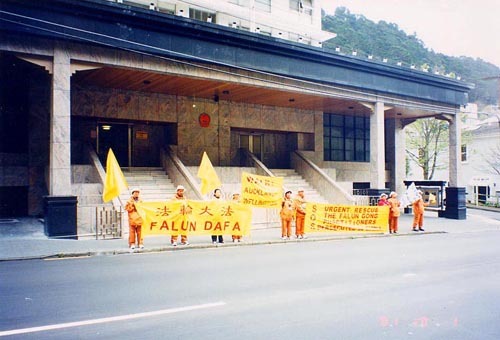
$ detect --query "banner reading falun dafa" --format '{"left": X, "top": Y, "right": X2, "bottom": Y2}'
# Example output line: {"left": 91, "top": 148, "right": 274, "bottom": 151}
{"left": 240, "top": 172, "right": 283, "bottom": 208}
{"left": 135, "top": 200, "right": 252, "bottom": 236}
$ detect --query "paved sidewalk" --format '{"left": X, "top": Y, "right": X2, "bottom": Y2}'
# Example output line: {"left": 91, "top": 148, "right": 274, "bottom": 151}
{"left": 0, "top": 209, "right": 498, "bottom": 261}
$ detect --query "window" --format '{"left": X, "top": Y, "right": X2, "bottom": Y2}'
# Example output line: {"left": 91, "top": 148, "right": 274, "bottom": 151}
{"left": 324, "top": 113, "right": 370, "bottom": 162}
{"left": 289, "top": 0, "right": 312, "bottom": 15}
{"left": 229, "top": 0, "right": 250, "bottom": 7}
{"left": 255, "top": 0, "right": 271, "bottom": 12}
{"left": 189, "top": 8, "right": 216, "bottom": 23}
{"left": 461, "top": 144, "right": 467, "bottom": 162}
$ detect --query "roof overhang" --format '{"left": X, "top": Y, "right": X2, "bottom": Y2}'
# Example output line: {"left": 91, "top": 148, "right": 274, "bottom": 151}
{"left": 0, "top": 0, "right": 473, "bottom": 112}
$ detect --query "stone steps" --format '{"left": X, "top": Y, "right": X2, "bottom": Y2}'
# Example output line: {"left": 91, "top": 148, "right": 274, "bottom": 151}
{"left": 120, "top": 167, "right": 176, "bottom": 202}
{"left": 271, "top": 169, "right": 328, "bottom": 203}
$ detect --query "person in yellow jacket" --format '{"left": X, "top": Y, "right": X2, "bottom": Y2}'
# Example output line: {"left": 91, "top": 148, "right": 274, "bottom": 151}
{"left": 280, "top": 190, "right": 295, "bottom": 240}
{"left": 125, "top": 188, "right": 143, "bottom": 250}
{"left": 412, "top": 190, "right": 429, "bottom": 232}
{"left": 388, "top": 191, "right": 401, "bottom": 234}
{"left": 171, "top": 185, "right": 190, "bottom": 246}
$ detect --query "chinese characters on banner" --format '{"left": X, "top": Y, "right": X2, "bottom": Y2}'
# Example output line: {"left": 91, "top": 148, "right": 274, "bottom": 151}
{"left": 135, "top": 200, "right": 252, "bottom": 236}
{"left": 240, "top": 172, "right": 283, "bottom": 208}
{"left": 305, "top": 203, "right": 390, "bottom": 233}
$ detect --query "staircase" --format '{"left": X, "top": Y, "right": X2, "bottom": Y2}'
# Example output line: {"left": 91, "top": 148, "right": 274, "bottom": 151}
{"left": 271, "top": 169, "right": 328, "bottom": 203}
{"left": 119, "top": 167, "right": 176, "bottom": 202}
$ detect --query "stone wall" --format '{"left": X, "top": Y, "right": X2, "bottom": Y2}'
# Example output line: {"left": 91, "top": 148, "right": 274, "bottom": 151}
{"left": 324, "top": 161, "right": 371, "bottom": 183}
{"left": 72, "top": 86, "right": 317, "bottom": 166}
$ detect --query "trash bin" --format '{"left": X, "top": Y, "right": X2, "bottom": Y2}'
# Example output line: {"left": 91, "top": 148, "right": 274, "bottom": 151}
{"left": 44, "top": 196, "right": 78, "bottom": 239}
{"left": 444, "top": 187, "right": 466, "bottom": 220}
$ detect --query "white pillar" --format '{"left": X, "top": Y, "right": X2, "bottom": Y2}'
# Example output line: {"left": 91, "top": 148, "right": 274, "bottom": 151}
{"left": 370, "top": 101, "right": 385, "bottom": 188}
{"left": 393, "top": 119, "right": 406, "bottom": 194}
{"left": 448, "top": 112, "right": 461, "bottom": 187}
{"left": 49, "top": 45, "right": 72, "bottom": 195}
{"left": 386, "top": 118, "right": 406, "bottom": 193}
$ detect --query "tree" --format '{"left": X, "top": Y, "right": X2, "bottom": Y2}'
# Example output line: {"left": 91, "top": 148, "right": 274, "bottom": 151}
{"left": 482, "top": 142, "right": 500, "bottom": 175}
{"left": 406, "top": 118, "right": 448, "bottom": 180}
{"left": 321, "top": 8, "right": 500, "bottom": 106}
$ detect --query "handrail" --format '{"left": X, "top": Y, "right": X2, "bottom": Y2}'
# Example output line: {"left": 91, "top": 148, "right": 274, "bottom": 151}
{"left": 292, "top": 151, "right": 356, "bottom": 204}
{"left": 86, "top": 145, "right": 123, "bottom": 209}
{"left": 161, "top": 146, "right": 203, "bottom": 200}
{"left": 238, "top": 148, "right": 274, "bottom": 177}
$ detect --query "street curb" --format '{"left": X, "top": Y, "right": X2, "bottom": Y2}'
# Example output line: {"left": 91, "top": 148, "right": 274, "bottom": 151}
{"left": 0, "top": 230, "right": 447, "bottom": 262}
{"left": 466, "top": 205, "right": 500, "bottom": 213}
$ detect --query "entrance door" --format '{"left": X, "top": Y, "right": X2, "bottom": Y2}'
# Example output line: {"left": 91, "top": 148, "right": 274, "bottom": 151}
{"left": 97, "top": 123, "right": 130, "bottom": 167}
{"left": 477, "top": 186, "right": 489, "bottom": 204}
{"left": 239, "top": 134, "right": 263, "bottom": 160}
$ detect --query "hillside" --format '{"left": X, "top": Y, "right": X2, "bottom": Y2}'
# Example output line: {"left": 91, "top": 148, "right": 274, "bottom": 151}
{"left": 321, "top": 7, "right": 500, "bottom": 106}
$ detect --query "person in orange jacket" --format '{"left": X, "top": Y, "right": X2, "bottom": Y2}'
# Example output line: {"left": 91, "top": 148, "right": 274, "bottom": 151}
{"left": 294, "top": 189, "right": 307, "bottom": 239}
{"left": 125, "top": 188, "right": 143, "bottom": 250}
{"left": 280, "top": 190, "right": 295, "bottom": 240}
{"left": 412, "top": 190, "right": 429, "bottom": 232}
{"left": 171, "top": 185, "right": 190, "bottom": 246}
{"left": 388, "top": 191, "right": 401, "bottom": 234}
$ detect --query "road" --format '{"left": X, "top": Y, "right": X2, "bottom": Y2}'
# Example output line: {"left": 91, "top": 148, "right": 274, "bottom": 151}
{"left": 1, "top": 229, "right": 500, "bottom": 339}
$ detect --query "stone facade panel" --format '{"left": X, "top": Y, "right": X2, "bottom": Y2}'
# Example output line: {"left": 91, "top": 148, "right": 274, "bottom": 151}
{"left": 74, "top": 89, "right": 94, "bottom": 117}
{"left": 245, "top": 104, "right": 262, "bottom": 129}
{"left": 137, "top": 92, "right": 158, "bottom": 121}
{"left": 114, "top": 90, "right": 138, "bottom": 120}
{"left": 229, "top": 103, "right": 245, "bottom": 128}
{"left": 158, "top": 94, "right": 176, "bottom": 122}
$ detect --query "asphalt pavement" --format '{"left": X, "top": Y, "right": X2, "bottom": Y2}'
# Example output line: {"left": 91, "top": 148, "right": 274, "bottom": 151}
{"left": 0, "top": 208, "right": 498, "bottom": 261}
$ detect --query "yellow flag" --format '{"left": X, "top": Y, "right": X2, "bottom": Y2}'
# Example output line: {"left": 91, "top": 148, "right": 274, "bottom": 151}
{"left": 102, "top": 148, "right": 128, "bottom": 202}
{"left": 197, "top": 151, "right": 221, "bottom": 195}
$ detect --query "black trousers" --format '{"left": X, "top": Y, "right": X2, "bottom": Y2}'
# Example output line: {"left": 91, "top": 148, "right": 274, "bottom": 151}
{"left": 211, "top": 235, "right": 223, "bottom": 243}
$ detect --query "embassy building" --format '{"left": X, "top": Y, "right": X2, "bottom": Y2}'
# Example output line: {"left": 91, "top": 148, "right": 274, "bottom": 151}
{"left": 0, "top": 0, "right": 472, "bottom": 235}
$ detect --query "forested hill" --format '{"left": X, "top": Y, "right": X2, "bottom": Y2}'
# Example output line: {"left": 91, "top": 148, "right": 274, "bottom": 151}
{"left": 321, "top": 7, "right": 500, "bottom": 105}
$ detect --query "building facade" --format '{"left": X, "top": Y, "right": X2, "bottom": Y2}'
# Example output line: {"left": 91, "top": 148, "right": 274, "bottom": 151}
{"left": 0, "top": 0, "right": 471, "bottom": 222}
{"left": 112, "top": 0, "right": 335, "bottom": 46}
{"left": 461, "top": 106, "right": 500, "bottom": 206}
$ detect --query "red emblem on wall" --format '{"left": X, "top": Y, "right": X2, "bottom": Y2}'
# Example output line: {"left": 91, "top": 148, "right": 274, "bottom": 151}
{"left": 199, "top": 113, "right": 211, "bottom": 127}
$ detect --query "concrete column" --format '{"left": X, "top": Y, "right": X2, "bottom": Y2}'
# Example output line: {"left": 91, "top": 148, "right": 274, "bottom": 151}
{"left": 448, "top": 112, "right": 461, "bottom": 187}
{"left": 386, "top": 118, "right": 406, "bottom": 194}
{"left": 370, "top": 101, "right": 385, "bottom": 189}
{"left": 49, "top": 45, "right": 72, "bottom": 195}
{"left": 313, "top": 111, "right": 324, "bottom": 164}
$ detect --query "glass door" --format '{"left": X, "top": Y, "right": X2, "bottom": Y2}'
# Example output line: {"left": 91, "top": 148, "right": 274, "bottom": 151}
{"left": 97, "top": 122, "right": 130, "bottom": 168}
{"left": 239, "top": 133, "right": 263, "bottom": 160}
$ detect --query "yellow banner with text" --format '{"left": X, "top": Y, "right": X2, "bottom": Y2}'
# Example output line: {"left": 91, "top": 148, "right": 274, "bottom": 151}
{"left": 241, "top": 172, "right": 283, "bottom": 208}
{"left": 135, "top": 200, "right": 252, "bottom": 236}
{"left": 305, "top": 203, "right": 389, "bottom": 233}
